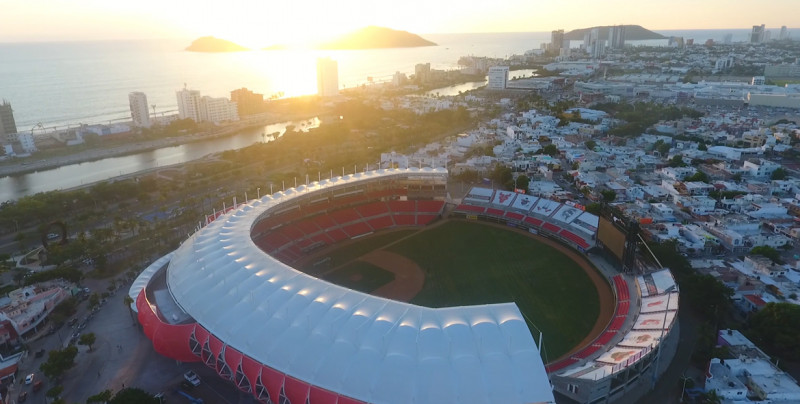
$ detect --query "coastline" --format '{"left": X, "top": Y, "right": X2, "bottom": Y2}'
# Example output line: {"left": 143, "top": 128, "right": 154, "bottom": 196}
{"left": 0, "top": 114, "right": 312, "bottom": 179}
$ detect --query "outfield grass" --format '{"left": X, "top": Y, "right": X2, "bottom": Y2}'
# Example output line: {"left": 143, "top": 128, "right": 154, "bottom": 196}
{"left": 387, "top": 221, "right": 600, "bottom": 360}
{"left": 323, "top": 261, "right": 395, "bottom": 294}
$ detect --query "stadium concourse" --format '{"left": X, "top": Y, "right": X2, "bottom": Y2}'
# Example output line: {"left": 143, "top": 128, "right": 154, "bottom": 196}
{"left": 129, "top": 168, "right": 556, "bottom": 404}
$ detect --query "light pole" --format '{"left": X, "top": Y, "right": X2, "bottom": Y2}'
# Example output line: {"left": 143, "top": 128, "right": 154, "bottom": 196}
{"left": 257, "top": 188, "right": 261, "bottom": 199}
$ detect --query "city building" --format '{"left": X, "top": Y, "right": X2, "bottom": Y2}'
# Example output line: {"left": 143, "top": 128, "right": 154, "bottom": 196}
{"left": 706, "top": 329, "right": 800, "bottom": 403}
{"left": 608, "top": 25, "right": 626, "bottom": 49}
{"left": 414, "top": 63, "right": 431, "bottom": 83}
{"left": 176, "top": 87, "right": 203, "bottom": 122}
{"left": 17, "top": 132, "right": 37, "bottom": 153}
{"left": 779, "top": 26, "right": 789, "bottom": 40}
{"left": 487, "top": 66, "right": 510, "bottom": 90}
{"left": 316, "top": 57, "right": 339, "bottom": 97}
{"left": 230, "top": 88, "right": 264, "bottom": 117}
{"left": 128, "top": 92, "right": 151, "bottom": 128}
{"left": 751, "top": 24, "right": 766, "bottom": 43}
{"left": 0, "top": 100, "right": 17, "bottom": 137}
{"left": 550, "top": 29, "right": 565, "bottom": 52}
{"left": 200, "top": 96, "right": 239, "bottom": 124}
{"left": 585, "top": 28, "right": 606, "bottom": 58}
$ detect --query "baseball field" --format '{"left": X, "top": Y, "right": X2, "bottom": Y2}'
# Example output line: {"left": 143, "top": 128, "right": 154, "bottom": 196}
{"left": 300, "top": 220, "right": 612, "bottom": 361}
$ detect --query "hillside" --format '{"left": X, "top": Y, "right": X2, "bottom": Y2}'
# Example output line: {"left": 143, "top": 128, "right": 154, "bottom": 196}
{"left": 564, "top": 25, "right": 666, "bottom": 41}
{"left": 317, "top": 26, "right": 436, "bottom": 50}
{"left": 185, "top": 36, "right": 250, "bottom": 52}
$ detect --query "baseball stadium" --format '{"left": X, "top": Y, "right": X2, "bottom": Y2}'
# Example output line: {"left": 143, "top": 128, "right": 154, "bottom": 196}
{"left": 129, "top": 167, "right": 678, "bottom": 404}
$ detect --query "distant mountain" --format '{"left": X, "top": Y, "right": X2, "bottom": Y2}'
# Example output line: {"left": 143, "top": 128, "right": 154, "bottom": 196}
{"left": 185, "top": 36, "right": 250, "bottom": 52}
{"left": 317, "top": 26, "right": 436, "bottom": 50}
{"left": 564, "top": 25, "right": 666, "bottom": 41}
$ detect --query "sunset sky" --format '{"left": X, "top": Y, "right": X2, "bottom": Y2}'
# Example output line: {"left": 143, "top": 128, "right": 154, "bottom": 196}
{"left": 1, "top": 0, "right": 797, "bottom": 46}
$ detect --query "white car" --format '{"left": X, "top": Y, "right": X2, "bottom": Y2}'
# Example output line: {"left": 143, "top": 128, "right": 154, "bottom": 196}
{"left": 24, "top": 373, "right": 34, "bottom": 384}
{"left": 183, "top": 370, "right": 201, "bottom": 386}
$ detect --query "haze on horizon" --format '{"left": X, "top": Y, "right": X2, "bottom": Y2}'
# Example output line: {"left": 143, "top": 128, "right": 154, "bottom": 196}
{"left": 1, "top": 0, "right": 797, "bottom": 46}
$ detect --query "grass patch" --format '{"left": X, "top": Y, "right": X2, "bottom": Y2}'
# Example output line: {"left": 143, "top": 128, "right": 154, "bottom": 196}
{"left": 386, "top": 220, "right": 600, "bottom": 360}
{"left": 323, "top": 261, "right": 394, "bottom": 294}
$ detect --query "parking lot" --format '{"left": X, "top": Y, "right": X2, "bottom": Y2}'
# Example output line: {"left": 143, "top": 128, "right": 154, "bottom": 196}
{"left": 8, "top": 278, "right": 255, "bottom": 404}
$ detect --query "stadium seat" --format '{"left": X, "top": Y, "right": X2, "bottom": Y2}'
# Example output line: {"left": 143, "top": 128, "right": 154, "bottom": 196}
{"left": 367, "top": 216, "right": 394, "bottom": 231}
{"left": 455, "top": 204, "right": 485, "bottom": 214}
{"left": 542, "top": 222, "right": 562, "bottom": 234}
{"left": 504, "top": 211, "right": 525, "bottom": 221}
{"left": 523, "top": 216, "right": 543, "bottom": 227}
{"left": 486, "top": 208, "right": 505, "bottom": 217}
{"left": 356, "top": 202, "right": 390, "bottom": 218}
{"left": 343, "top": 223, "right": 372, "bottom": 238}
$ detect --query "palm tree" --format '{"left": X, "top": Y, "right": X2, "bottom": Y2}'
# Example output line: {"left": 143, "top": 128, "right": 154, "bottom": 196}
{"left": 123, "top": 295, "right": 136, "bottom": 321}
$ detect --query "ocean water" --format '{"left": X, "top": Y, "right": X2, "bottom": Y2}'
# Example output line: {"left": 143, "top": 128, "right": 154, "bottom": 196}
{"left": 0, "top": 32, "right": 550, "bottom": 130}
{"left": 1, "top": 29, "right": 798, "bottom": 131}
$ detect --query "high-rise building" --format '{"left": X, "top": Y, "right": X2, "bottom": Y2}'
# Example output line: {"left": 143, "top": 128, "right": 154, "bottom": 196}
{"left": 128, "top": 92, "right": 151, "bottom": 128}
{"left": 587, "top": 28, "right": 605, "bottom": 59}
{"left": 723, "top": 34, "right": 733, "bottom": 44}
{"left": 414, "top": 63, "right": 431, "bottom": 83}
{"left": 0, "top": 100, "right": 18, "bottom": 137}
{"left": 608, "top": 25, "right": 626, "bottom": 49}
{"left": 230, "top": 88, "right": 264, "bottom": 117}
{"left": 200, "top": 96, "right": 239, "bottom": 124}
{"left": 316, "top": 57, "right": 339, "bottom": 97}
{"left": 176, "top": 87, "right": 203, "bottom": 122}
{"left": 177, "top": 87, "right": 239, "bottom": 124}
{"left": 550, "top": 29, "right": 565, "bottom": 52}
{"left": 751, "top": 24, "right": 765, "bottom": 43}
{"left": 487, "top": 66, "right": 509, "bottom": 90}
{"left": 779, "top": 26, "right": 789, "bottom": 40}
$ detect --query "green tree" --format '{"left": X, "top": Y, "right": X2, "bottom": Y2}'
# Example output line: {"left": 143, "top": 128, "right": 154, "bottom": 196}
{"left": 89, "top": 293, "right": 100, "bottom": 309}
{"left": 109, "top": 388, "right": 160, "bottom": 404}
{"left": 39, "top": 346, "right": 78, "bottom": 380}
{"left": 585, "top": 140, "right": 597, "bottom": 150}
{"left": 514, "top": 175, "right": 530, "bottom": 192}
{"left": 46, "top": 385, "right": 64, "bottom": 400}
{"left": 123, "top": 295, "right": 136, "bottom": 321}
{"left": 87, "top": 390, "right": 113, "bottom": 404}
{"left": 657, "top": 141, "right": 671, "bottom": 156}
{"left": 746, "top": 302, "right": 800, "bottom": 360}
{"left": 698, "top": 142, "right": 708, "bottom": 151}
{"left": 542, "top": 144, "right": 559, "bottom": 157}
{"left": 771, "top": 167, "right": 788, "bottom": 180}
{"left": 601, "top": 189, "right": 617, "bottom": 202}
{"left": 586, "top": 203, "right": 602, "bottom": 215}
{"left": 668, "top": 155, "right": 686, "bottom": 167}
{"left": 750, "top": 245, "right": 783, "bottom": 264}
{"left": 79, "top": 332, "right": 97, "bottom": 352}
{"left": 489, "top": 165, "right": 514, "bottom": 190}
{"left": 48, "top": 297, "right": 78, "bottom": 326}
{"left": 685, "top": 171, "right": 710, "bottom": 183}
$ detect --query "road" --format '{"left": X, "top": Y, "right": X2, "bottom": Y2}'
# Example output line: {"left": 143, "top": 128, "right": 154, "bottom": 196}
{"left": 9, "top": 277, "right": 255, "bottom": 404}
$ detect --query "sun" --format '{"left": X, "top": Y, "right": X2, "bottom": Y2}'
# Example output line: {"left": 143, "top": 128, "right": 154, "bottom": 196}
{"left": 198, "top": 2, "right": 366, "bottom": 49}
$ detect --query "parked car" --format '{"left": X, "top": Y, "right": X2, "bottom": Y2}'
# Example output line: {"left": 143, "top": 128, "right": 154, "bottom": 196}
{"left": 183, "top": 370, "right": 201, "bottom": 386}
{"left": 24, "top": 373, "right": 34, "bottom": 384}
{"left": 32, "top": 380, "right": 43, "bottom": 392}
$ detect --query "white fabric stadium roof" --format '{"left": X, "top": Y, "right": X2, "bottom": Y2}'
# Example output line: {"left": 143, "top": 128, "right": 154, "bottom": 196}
{"left": 165, "top": 168, "right": 555, "bottom": 404}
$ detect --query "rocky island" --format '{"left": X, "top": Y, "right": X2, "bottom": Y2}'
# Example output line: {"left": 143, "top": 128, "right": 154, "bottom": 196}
{"left": 317, "top": 26, "right": 437, "bottom": 50}
{"left": 564, "top": 25, "right": 666, "bottom": 40}
{"left": 185, "top": 36, "right": 250, "bottom": 52}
